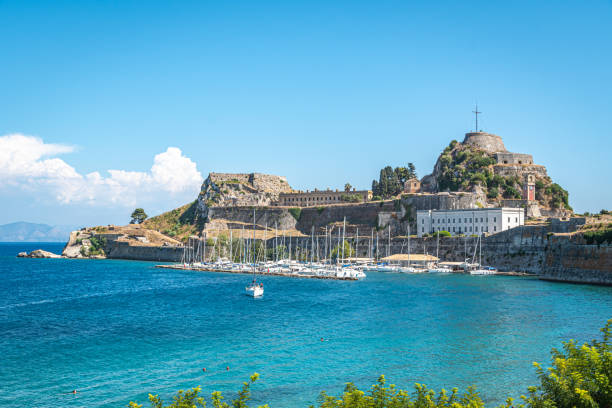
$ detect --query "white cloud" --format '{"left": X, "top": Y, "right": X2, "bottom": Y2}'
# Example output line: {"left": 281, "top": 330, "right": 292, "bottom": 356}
{"left": 0, "top": 133, "right": 204, "bottom": 207}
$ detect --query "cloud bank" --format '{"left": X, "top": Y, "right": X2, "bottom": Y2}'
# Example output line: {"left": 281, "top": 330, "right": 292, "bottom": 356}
{"left": 0, "top": 133, "right": 204, "bottom": 207}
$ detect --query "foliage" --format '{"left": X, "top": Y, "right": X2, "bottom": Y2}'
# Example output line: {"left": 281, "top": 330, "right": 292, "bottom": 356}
{"left": 316, "top": 206, "right": 326, "bottom": 214}
{"left": 331, "top": 240, "right": 355, "bottom": 261}
{"left": 503, "top": 186, "right": 522, "bottom": 199}
{"left": 88, "top": 236, "right": 107, "bottom": 256}
{"left": 545, "top": 183, "right": 571, "bottom": 210}
{"left": 316, "top": 375, "right": 484, "bottom": 408}
{"left": 131, "top": 208, "right": 148, "bottom": 224}
{"left": 601, "top": 209, "right": 610, "bottom": 215}
{"left": 341, "top": 194, "right": 362, "bottom": 203}
{"left": 372, "top": 195, "right": 383, "bottom": 201}
{"left": 289, "top": 207, "right": 302, "bottom": 221}
{"left": 520, "top": 319, "right": 612, "bottom": 408}
{"left": 143, "top": 201, "right": 204, "bottom": 242}
{"left": 128, "top": 373, "right": 268, "bottom": 408}
{"left": 344, "top": 183, "right": 352, "bottom": 192}
{"left": 582, "top": 226, "right": 612, "bottom": 245}
{"left": 487, "top": 187, "right": 499, "bottom": 199}
{"left": 372, "top": 163, "right": 418, "bottom": 198}
{"left": 432, "top": 230, "right": 451, "bottom": 237}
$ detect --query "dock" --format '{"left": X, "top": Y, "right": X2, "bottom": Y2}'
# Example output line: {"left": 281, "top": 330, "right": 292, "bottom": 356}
{"left": 155, "top": 264, "right": 359, "bottom": 280}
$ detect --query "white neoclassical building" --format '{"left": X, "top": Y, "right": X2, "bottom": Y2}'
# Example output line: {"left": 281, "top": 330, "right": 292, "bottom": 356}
{"left": 416, "top": 207, "right": 524, "bottom": 237}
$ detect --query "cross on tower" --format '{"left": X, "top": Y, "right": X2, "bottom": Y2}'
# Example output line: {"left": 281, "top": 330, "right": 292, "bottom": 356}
{"left": 472, "top": 105, "right": 481, "bottom": 132}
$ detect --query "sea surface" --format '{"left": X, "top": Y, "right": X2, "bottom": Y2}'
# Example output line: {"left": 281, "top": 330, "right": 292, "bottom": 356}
{"left": 1, "top": 242, "right": 612, "bottom": 408}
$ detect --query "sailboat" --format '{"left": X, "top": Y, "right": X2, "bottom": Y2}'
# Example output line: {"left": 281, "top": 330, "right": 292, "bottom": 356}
{"left": 428, "top": 231, "right": 452, "bottom": 273}
{"left": 245, "top": 209, "right": 264, "bottom": 297}
{"left": 470, "top": 234, "right": 497, "bottom": 275}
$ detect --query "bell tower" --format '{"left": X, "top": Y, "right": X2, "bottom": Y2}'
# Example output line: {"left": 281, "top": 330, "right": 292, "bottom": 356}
{"left": 523, "top": 173, "right": 536, "bottom": 202}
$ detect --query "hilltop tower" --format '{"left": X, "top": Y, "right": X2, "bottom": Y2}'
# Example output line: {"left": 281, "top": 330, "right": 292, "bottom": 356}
{"left": 462, "top": 131, "right": 507, "bottom": 153}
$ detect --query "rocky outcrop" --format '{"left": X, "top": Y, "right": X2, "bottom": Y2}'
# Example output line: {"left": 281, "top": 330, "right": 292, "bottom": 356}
{"left": 62, "top": 225, "right": 181, "bottom": 259}
{"left": 196, "top": 173, "right": 293, "bottom": 220}
{"left": 17, "top": 249, "right": 62, "bottom": 258}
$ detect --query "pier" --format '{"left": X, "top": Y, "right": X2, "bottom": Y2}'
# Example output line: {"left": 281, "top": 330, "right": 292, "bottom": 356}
{"left": 155, "top": 264, "right": 359, "bottom": 280}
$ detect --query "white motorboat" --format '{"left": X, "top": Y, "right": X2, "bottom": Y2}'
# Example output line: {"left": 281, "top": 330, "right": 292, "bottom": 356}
{"left": 428, "top": 265, "right": 453, "bottom": 273}
{"left": 470, "top": 267, "right": 497, "bottom": 275}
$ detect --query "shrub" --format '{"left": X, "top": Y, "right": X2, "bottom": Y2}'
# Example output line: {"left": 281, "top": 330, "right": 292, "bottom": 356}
{"left": 487, "top": 187, "right": 499, "bottom": 199}
{"left": 316, "top": 206, "right": 325, "bottom": 214}
{"left": 433, "top": 230, "right": 451, "bottom": 237}
{"left": 372, "top": 195, "right": 382, "bottom": 201}
{"left": 341, "top": 194, "right": 361, "bottom": 203}
{"left": 583, "top": 227, "right": 612, "bottom": 245}
{"left": 288, "top": 207, "right": 302, "bottom": 221}
{"left": 128, "top": 373, "right": 262, "bottom": 408}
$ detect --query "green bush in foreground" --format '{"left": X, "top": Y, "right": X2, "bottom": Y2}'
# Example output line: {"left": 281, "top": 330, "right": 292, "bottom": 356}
{"left": 130, "top": 320, "right": 612, "bottom": 408}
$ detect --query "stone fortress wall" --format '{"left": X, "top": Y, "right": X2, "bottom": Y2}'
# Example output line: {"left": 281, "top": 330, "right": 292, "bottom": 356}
{"left": 278, "top": 189, "right": 371, "bottom": 206}
{"left": 462, "top": 132, "right": 507, "bottom": 153}
{"left": 208, "top": 172, "right": 291, "bottom": 193}
{"left": 495, "top": 152, "right": 534, "bottom": 165}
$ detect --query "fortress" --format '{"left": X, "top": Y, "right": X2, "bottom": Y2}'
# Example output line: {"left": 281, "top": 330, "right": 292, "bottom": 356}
{"left": 463, "top": 131, "right": 534, "bottom": 165}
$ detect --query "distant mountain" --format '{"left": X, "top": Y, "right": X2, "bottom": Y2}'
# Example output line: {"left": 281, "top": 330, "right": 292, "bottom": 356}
{"left": 0, "top": 222, "right": 74, "bottom": 242}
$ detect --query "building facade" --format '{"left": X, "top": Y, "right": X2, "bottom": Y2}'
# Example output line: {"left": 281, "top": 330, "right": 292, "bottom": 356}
{"left": 277, "top": 189, "right": 372, "bottom": 207}
{"left": 416, "top": 207, "right": 525, "bottom": 237}
{"left": 403, "top": 178, "right": 421, "bottom": 193}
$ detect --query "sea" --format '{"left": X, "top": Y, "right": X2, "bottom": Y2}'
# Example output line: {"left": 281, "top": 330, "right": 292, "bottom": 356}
{"left": 1, "top": 242, "right": 611, "bottom": 408}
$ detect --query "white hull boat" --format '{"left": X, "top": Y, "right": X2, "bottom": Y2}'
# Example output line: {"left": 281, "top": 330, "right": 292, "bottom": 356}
{"left": 245, "top": 283, "right": 264, "bottom": 297}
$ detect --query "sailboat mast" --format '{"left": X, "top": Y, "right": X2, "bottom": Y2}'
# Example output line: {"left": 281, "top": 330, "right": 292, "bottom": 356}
{"left": 342, "top": 217, "right": 346, "bottom": 263}
{"left": 408, "top": 225, "right": 411, "bottom": 267}
{"left": 355, "top": 227, "right": 359, "bottom": 259}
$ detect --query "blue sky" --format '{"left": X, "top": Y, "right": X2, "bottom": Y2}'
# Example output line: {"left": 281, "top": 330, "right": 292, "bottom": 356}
{"left": 0, "top": 0, "right": 610, "bottom": 227}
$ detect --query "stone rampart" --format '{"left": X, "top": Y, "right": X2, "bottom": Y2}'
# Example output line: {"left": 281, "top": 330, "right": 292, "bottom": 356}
{"left": 462, "top": 132, "right": 507, "bottom": 153}
{"left": 495, "top": 152, "right": 534, "bottom": 165}
{"left": 493, "top": 164, "right": 548, "bottom": 178}
{"left": 105, "top": 241, "right": 183, "bottom": 262}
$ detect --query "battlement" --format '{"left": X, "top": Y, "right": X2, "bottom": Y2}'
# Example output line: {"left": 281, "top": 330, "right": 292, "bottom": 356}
{"left": 207, "top": 172, "right": 291, "bottom": 193}
{"left": 462, "top": 132, "right": 507, "bottom": 153}
{"left": 495, "top": 152, "right": 534, "bottom": 165}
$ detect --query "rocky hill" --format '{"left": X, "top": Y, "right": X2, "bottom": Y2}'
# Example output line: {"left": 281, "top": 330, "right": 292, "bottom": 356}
{"left": 420, "top": 132, "right": 571, "bottom": 217}
{"left": 196, "top": 172, "right": 292, "bottom": 219}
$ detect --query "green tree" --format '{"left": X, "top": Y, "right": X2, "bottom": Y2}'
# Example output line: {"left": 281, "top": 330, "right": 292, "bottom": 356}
{"left": 344, "top": 183, "right": 352, "bottom": 192}
{"left": 408, "top": 162, "right": 417, "bottom": 179}
{"left": 131, "top": 208, "right": 148, "bottom": 224}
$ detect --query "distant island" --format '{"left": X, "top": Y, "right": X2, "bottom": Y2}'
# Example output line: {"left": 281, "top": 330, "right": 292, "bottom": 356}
{"left": 0, "top": 222, "right": 74, "bottom": 242}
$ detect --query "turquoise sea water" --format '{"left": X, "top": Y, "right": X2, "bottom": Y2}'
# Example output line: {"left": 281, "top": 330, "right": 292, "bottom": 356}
{"left": 1, "top": 242, "right": 612, "bottom": 408}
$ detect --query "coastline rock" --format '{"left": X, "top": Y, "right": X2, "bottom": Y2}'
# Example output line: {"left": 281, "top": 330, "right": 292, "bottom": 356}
{"left": 17, "top": 249, "right": 62, "bottom": 258}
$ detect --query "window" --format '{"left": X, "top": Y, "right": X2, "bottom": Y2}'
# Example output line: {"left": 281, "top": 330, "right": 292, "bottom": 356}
{"left": 422, "top": 219, "right": 424, "bottom": 224}
{"left": 508, "top": 217, "right": 510, "bottom": 223}
{"left": 486, "top": 217, "right": 488, "bottom": 222}
{"left": 458, "top": 227, "right": 462, "bottom": 233}
{"left": 494, "top": 217, "right": 496, "bottom": 222}
{"left": 480, "top": 217, "right": 483, "bottom": 222}
{"left": 453, "top": 218, "right": 456, "bottom": 223}
{"left": 475, "top": 226, "right": 478, "bottom": 232}
{"left": 422, "top": 227, "right": 424, "bottom": 232}
{"left": 515, "top": 217, "right": 518, "bottom": 223}
{"left": 465, "top": 218, "right": 468, "bottom": 223}
{"left": 494, "top": 226, "right": 497, "bottom": 231}
{"left": 470, "top": 227, "right": 472, "bottom": 232}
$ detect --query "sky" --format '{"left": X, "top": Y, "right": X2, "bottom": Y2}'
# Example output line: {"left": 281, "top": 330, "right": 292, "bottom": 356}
{"left": 0, "top": 0, "right": 610, "bottom": 227}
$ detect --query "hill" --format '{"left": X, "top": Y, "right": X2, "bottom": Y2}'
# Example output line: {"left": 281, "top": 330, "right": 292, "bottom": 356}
{"left": 0, "top": 222, "right": 74, "bottom": 242}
